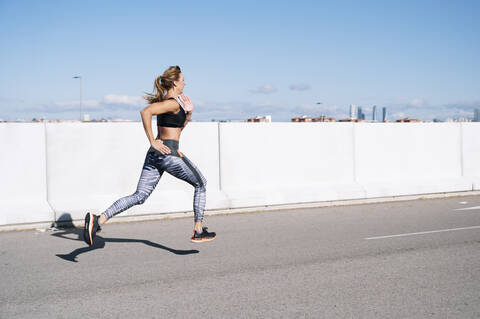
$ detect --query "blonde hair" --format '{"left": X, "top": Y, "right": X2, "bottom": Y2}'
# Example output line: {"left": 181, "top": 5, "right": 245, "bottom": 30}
{"left": 144, "top": 65, "right": 182, "bottom": 104}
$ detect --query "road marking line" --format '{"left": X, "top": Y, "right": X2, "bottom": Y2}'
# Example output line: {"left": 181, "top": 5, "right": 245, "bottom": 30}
{"left": 455, "top": 206, "right": 480, "bottom": 211}
{"left": 365, "top": 225, "right": 480, "bottom": 240}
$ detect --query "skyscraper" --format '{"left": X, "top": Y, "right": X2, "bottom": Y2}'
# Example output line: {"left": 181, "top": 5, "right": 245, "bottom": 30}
{"left": 350, "top": 104, "right": 357, "bottom": 119}
{"left": 474, "top": 108, "right": 480, "bottom": 122}
{"left": 358, "top": 107, "right": 365, "bottom": 120}
{"left": 382, "top": 107, "right": 387, "bottom": 122}
{"left": 372, "top": 105, "right": 377, "bottom": 122}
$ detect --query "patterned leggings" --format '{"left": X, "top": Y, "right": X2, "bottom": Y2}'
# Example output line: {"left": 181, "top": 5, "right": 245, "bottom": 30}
{"left": 102, "top": 140, "right": 207, "bottom": 222}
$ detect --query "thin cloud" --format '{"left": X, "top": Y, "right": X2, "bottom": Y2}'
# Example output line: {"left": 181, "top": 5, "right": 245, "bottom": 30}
{"left": 103, "top": 94, "right": 143, "bottom": 106}
{"left": 443, "top": 100, "right": 480, "bottom": 110}
{"left": 289, "top": 83, "right": 311, "bottom": 91}
{"left": 5, "top": 95, "right": 478, "bottom": 122}
{"left": 0, "top": 97, "right": 25, "bottom": 103}
{"left": 392, "top": 112, "right": 406, "bottom": 118}
{"left": 292, "top": 104, "right": 346, "bottom": 119}
{"left": 55, "top": 100, "right": 100, "bottom": 109}
{"left": 381, "top": 99, "right": 480, "bottom": 120}
{"left": 26, "top": 94, "right": 145, "bottom": 114}
{"left": 41, "top": 100, "right": 102, "bottom": 112}
{"left": 191, "top": 100, "right": 289, "bottom": 121}
{"left": 410, "top": 98, "right": 427, "bottom": 107}
{"left": 250, "top": 84, "right": 277, "bottom": 94}
{"left": 192, "top": 100, "right": 348, "bottom": 122}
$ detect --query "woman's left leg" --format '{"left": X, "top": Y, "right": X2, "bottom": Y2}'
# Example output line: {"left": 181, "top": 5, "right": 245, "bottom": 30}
{"left": 160, "top": 153, "right": 207, "bottom": 223}
{"left": 159, "top": 152, "right": 215, "bottom": 241}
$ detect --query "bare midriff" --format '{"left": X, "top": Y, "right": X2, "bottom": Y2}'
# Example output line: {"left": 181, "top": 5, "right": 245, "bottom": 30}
{"left": 157, "top": 126, "right": 182, "bottom": 141}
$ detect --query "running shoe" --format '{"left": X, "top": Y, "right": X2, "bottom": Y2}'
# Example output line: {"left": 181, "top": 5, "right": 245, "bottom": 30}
{"left": 191, "top": 227, "right": 216, "bottom": 243}
{"left": 83, "top": 212, "right": 100, "bottom": 246}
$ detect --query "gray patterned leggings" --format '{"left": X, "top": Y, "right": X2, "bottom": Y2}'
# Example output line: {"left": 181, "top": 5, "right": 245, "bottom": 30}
{"left": 102, "top": 140, "right": 207, "bottom": 222}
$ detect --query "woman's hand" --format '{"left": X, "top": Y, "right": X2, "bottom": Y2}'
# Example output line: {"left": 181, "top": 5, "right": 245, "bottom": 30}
{"left": 178, "top": 94, "right": 194, "bottom": 112}
{"left": 151, "top": 139, "right": 171, "bottom": 154}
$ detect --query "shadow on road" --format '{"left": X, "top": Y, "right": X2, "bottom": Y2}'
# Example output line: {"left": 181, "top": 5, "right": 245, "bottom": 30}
{"left": 52, "top": 227, "right": 199, "bottom": 263}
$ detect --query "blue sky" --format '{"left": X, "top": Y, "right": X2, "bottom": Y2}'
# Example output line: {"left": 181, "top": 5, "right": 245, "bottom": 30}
{"left": 1, "top": 0, "right": 479, "bottom": 121}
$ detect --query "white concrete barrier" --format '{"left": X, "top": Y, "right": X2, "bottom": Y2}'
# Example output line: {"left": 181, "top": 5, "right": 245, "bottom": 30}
{"left": 219, "top": 123, "right": 365, "bottom": 208}
{"left": 462, "top": 123, "right": 480, "bottom": 190}
{"left": 355, "top": 123, "right": 471, "bottom": 197}
{"left": 0, "top": 123, "right": 53, "bottom": 225}
{"left": 1, "top": 122, "right": 478, "bottom": 227}
{"left": 46, "top": 122, "right": 227, "bottom": 222}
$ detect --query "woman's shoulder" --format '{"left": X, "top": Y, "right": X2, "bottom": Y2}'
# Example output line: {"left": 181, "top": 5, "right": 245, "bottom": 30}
{"left": 146, "top": 98, "right": 179, "bottom": 115}
{"left": 158, "top": 97, "right": 182, "bottom": 114}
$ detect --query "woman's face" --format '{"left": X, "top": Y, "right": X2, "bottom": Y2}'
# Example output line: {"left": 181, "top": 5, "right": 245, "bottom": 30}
{"left": 175, "top": 73, "right": 186, "bottom": 93}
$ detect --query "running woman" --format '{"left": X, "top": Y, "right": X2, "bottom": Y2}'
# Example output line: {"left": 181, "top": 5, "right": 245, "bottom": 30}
{"left": 84, "top": 65, "right": 216, "bottom": 246}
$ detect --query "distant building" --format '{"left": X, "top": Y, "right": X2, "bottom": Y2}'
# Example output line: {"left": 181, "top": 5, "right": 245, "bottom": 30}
{"left": 446, "top": 118, "right": 471, "bottom": 123}
{"left": 372, "top": 105, "right": 377, "bottom": 122}
{"left": 382, "top": 107, "right": 387, "bottom": 122}
{"left": 291, "top": 115, "right": 335, "bottom": 122}
{"left": 357, "top": 107, "right": 365, "bottom": 120}
{"left": 349, "top": 104, "right": 357, "bottom": 119}
{"left": 247, "top": 115, "right": 272, "bottom": 122}
{"left": 395, "top": 117, "right": 421, "bottom": 123}
{"left": 338, "top": 118, "right": 364, "bottom": 122}
{"left": 313, "top": 115, "right": 336, "bottom": 122}
{"left": 292, "top": 116, "right": 311, "bottom": 122}
{"left": 474, "top": 108, "right": 480, "bottom": 122}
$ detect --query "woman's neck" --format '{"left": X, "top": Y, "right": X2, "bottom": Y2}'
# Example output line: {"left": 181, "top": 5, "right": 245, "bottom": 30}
{"left": 165, "top": 89, "right": 180, "bottom": 99}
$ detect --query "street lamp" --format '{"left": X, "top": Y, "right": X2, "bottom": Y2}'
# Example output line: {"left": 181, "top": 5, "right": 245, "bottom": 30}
{"left": 73, "top": 76, "right": 82, "bottom": 121}
{"left": 316, "top": 102, "right": 323, "bottom": 120}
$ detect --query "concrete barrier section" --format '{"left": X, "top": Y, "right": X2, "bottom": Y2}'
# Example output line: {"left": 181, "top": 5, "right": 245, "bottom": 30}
{"left": 0, "top": 123, "right": 53, "bottom": 225}
{"left": 355, "top": 123, "right": 471, "bottom": 197}
{"left": 174, "top": 122, "right": 229, "bottom": 210}
{"left": 46, "top": 122, "right": 226, "bottom": 222}
{"left": 462, "top": 123, "right": 480, "bottom": 190}
{"left": 219, "top": 122, "right": 365, "bottom": 208}
{"left": 1, "top": 122, "right": 478, "bottom": 227}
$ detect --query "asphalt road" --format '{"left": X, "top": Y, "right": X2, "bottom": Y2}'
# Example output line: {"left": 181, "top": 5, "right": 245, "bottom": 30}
{"left": 1, "top": 195, "right": 480, "bottom": 318}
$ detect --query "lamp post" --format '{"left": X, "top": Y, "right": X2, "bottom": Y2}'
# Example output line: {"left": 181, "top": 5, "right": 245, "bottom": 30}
{"left": 316, "top": 102, "right": 323, "bottom": 120}
{"left": 73, "top": 76, "right": 82, "bottom": 121}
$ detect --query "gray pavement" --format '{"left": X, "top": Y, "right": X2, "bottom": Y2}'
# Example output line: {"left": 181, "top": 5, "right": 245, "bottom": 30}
{"left": 1, "top": 195, "right": 480, "bottom": 318}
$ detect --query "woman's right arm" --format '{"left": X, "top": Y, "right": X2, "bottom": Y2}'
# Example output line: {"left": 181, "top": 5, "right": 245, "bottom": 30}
{"left": 140, "top": 100, "right": 178, "bottom": 154}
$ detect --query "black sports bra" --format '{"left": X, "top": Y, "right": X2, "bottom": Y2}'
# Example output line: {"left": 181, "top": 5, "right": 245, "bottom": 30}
{"left": 157, "top": 97, "right": 187, "bottom": 128}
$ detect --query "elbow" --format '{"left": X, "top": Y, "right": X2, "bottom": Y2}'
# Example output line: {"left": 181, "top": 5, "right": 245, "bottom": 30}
{"left": 140, "top": 108, "right": 149, "bottom": 118}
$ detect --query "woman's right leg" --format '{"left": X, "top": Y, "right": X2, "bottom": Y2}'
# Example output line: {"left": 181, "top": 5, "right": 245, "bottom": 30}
{"left": 101, "top": 162, "right": 163, "bottom": 221}
{"left": 84, "top": 152, "right": 164, "bottom": 246}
